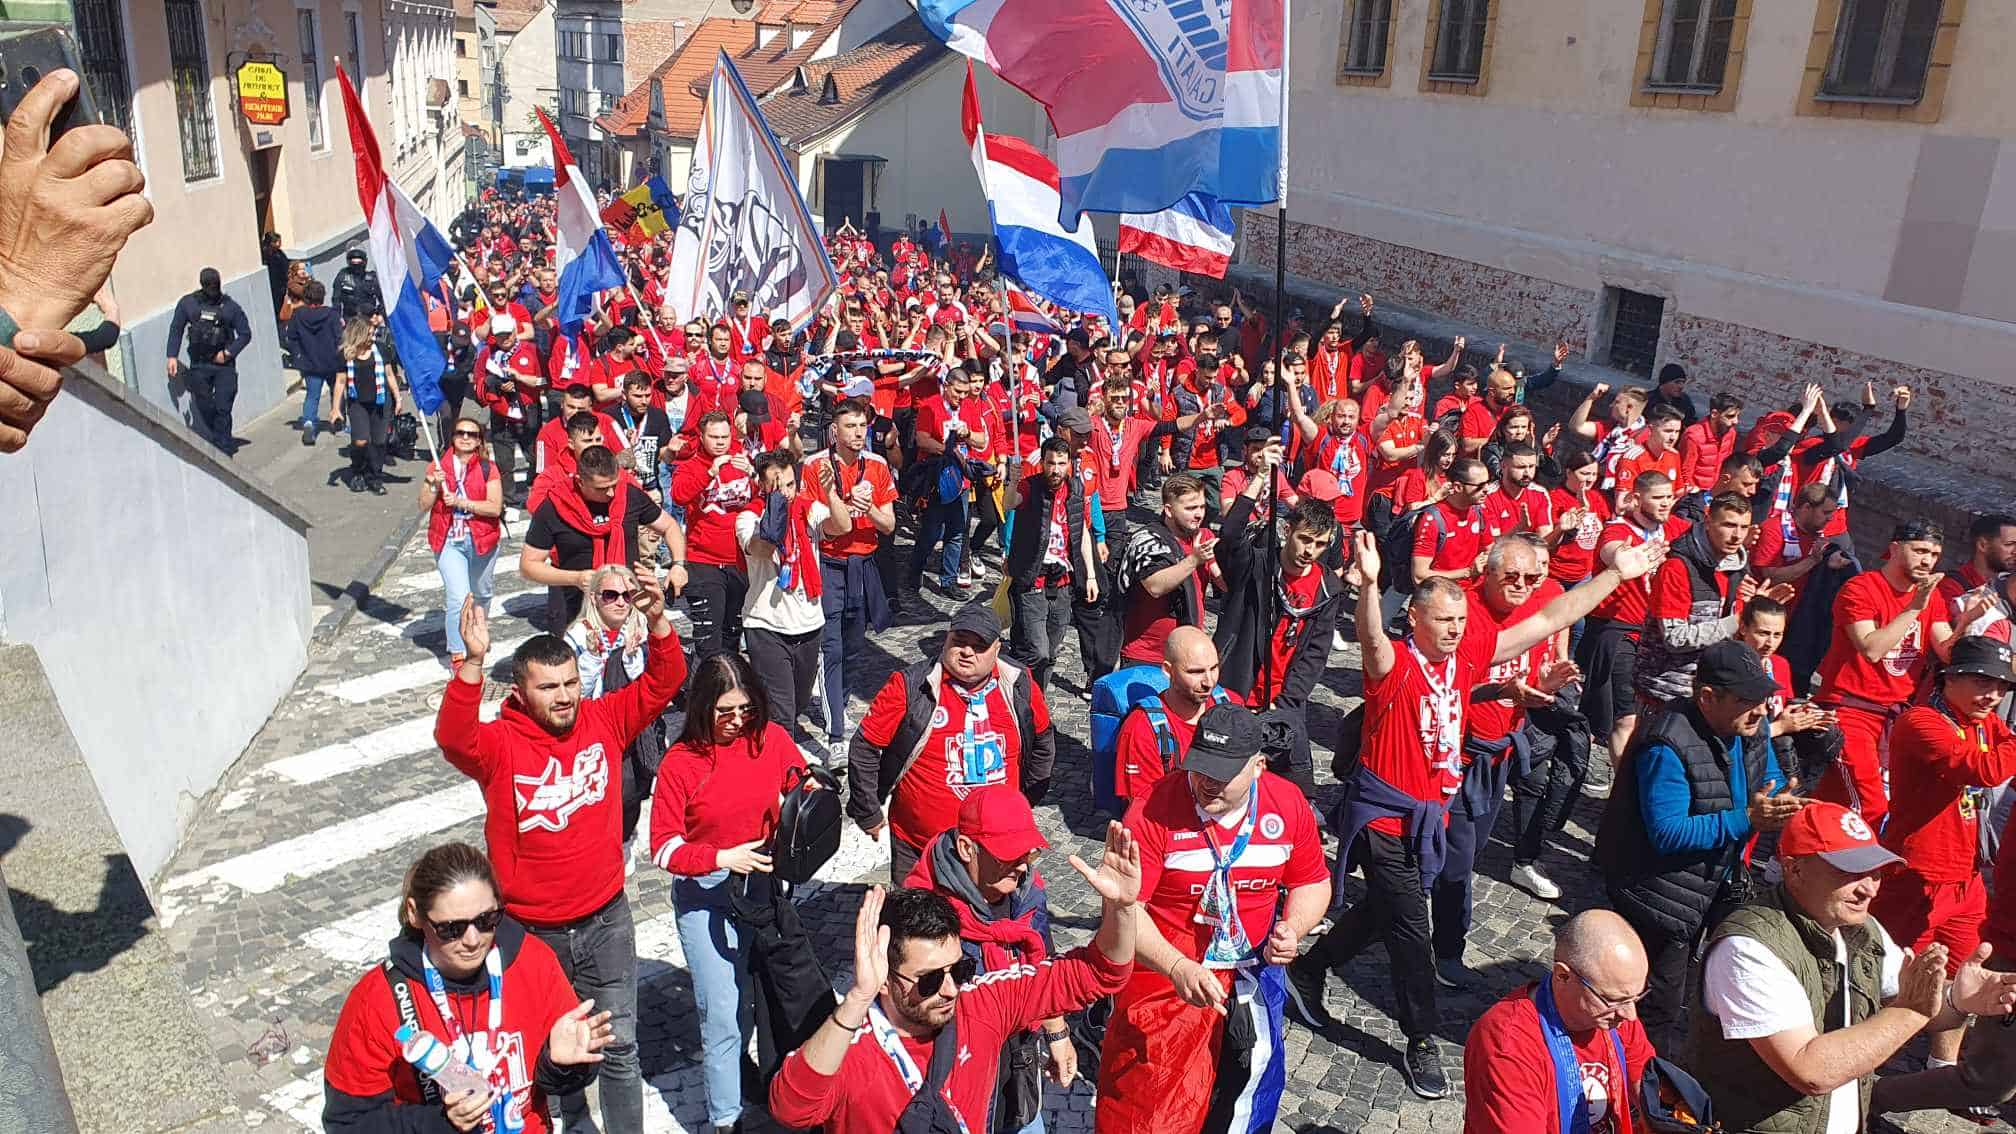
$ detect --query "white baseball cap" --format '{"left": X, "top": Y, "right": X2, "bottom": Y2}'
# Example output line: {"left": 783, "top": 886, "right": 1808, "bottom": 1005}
{"left": 489, "top": 313, "right": 518, "bottom": 335}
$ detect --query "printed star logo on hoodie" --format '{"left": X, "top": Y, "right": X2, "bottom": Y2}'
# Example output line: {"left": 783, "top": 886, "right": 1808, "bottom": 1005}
{"left": 513, "top": 744, "right": 609, "bottom": 833}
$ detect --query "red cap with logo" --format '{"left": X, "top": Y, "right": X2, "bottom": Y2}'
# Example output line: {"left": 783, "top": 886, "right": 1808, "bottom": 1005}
{"left": 1777, "top": 801, "right": 1904, "bottom": 875}
{"left": 957, "top": 786, "right": 1049, "bottom": 862}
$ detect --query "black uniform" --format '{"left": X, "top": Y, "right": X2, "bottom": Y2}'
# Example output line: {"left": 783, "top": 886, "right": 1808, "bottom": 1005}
{"left": 333, "top": 260, "right": 383, "bottom": 320}
{"left": 166, "top": 288, "right": 253, "bottom": 453}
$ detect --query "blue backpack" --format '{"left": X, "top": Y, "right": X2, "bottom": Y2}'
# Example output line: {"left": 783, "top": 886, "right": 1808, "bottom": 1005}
{"left": 1089, "top": 665, "right": 1230, "bottom": 815}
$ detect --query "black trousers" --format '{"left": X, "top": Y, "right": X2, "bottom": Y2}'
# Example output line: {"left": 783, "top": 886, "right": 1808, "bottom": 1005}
{"left": 489, "top": 408, "right": 541, "bottom": 506}
{"left": 1300, "top": 829, "right": 1437, "bottom": 1041}
{"left": 683, "top": 563, "right": 747, "bottom": 661}
{"left": 347, "top": 401, "right": 389, "bottom": 481}
{"left": 746, "top": 625, "right": 820, "bottom": 743}
{"left": 1622, "top": 908, "right": 1698, "bottom": 1057}
{"left": 184, "top": 363, "right": 239, "bottom": 451}
{"left": 1512, "top": 683, "right": 1592, "bottom": 865}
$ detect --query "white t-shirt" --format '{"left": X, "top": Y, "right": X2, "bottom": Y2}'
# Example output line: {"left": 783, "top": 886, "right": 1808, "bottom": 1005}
{"left": 736, "top": 502, "right": 831, "bottom": 634}
{"left": 1700, "top": 921, "right": 1904, "bottom": 1134}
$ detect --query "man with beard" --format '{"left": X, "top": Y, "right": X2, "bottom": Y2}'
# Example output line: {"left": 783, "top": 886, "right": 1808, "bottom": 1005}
{"left": 165, "top": 267, "right": 252, "bottom": 454}
{"left": 1115, "top": 475, "right": 1219, "bottom": 666}
{"left": 1459, "top": 364, "right": 1521, "bottom": 456}
{"left": 899, "top": 788, "right": 1074, "bottom": 1134}
{"left": 770, "top": 827, "right": 1140, "bottom": 1134}
{"left": 1930, "top": 513, "right": 2016, "bottom": 660}
{"left": 1089, "top": 373, "right": 1202, "bottom": 540}
{"left": 523, "top": 445, "right": 683, "bottom": 630}
{"left": 610, "top": 373, "right": 674, "bottom": 501}
{"left": 1003, "top": 437, "right": 1100, "bottom": 696}
{"left": 535, "top": 386, "right": 620, "bottom": 477}
{"left": 435, "top": 570, "right": 687, "bottom": 1134}
{"left": 1166, "top": 344, "right": 1243, "bottom": 523}
{"left": 1481, "top": 443, "right": 1558, "bottom": 539}
{"left": 1810, "top": 520, "right": 1953, "bottom": 830}
{"left": 691, "top": 322, "right": 740, "bottom": 407}
{"left": 1636, "top": 494, "right": 1794, "bottom": 715}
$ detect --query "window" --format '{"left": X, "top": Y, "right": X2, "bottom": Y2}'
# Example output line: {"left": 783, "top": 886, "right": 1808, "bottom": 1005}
{"left": 560, "top": 86, "right": 589, "bottom": 116}
{"left": 459, "top": 78, "right": 470, "bottom": 96}
{"left": 1337, "top": 0, "right": 1394, "bottom": 80}
{"left": 164, "top": 0, "right": 217, "bottom": 181}
{"left": 598, "top": 91, "right": 616, "bottom": 113}
{"left": 1647, "top": 0, "right": 1738, "bottom": 90}
{"left": 559, "top": 29, "right": 589, "bottom": 61}
{"left": 70, "top": 0, "right": 135, "bottom": 137}
{"left": 1823, "top": 0, "right": 1942, "bottom": 101}
{"left": 346, "top": 11, "right": 364, "bottom": 87}
{"left": 602, "top": 33, "right": 622, "bottom": 62}
{"left": 298, "top": 8, "right": 326, "bottom": 149}
{"left": 456, "top": 37, "right": 466, "bottom": 57}
{"left": 1603, "top": 288, "right": 1665, "bottom": 378}
{"left": 1428, "top": 0, "right": 1489, "bottom": 82}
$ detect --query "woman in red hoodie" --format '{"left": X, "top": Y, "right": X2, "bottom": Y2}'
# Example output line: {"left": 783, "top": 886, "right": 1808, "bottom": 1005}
{"left": 322, "top": 842, "right": 612, "bottom": 1132}
{"left": 649, "top": 653, "right": 814, "bottom": 1134}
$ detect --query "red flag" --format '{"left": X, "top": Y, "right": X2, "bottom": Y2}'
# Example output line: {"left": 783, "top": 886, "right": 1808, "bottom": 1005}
{"left": 533, "top": 106, "right": 578, "bottom": 190}
{"left": 939, "top": 208, "right": 952, "bottom": 241}
{"left": 960, "top": 61, "right": 982, "bottom": 146}
{"left": 334, "top": 64, "right": 386, "bottom": 221}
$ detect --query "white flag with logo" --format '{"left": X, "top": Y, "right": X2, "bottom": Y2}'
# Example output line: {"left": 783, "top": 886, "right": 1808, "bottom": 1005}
{"left": 668, "top": 51, "right": 839, "bottom": 328}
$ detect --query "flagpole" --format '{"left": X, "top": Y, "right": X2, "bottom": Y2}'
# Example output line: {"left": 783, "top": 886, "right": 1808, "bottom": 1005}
{"left": 1261, "top": 0, "right": 1291, "bottom": 712}
{"left": 624, "top": 279, "right": 671, "bottom": 360}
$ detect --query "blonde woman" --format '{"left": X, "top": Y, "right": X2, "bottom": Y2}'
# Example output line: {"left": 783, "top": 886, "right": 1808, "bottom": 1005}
{"left": 563, "top": 564, "right": 673, "bottom": 851}
{"left": 332, "top": 317, "right": 402, "bottom": 495}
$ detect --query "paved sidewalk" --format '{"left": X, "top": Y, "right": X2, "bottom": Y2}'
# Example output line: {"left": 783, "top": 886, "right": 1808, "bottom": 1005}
{"left": 153, "top": 507, "right": 1995, "bottom": 1133}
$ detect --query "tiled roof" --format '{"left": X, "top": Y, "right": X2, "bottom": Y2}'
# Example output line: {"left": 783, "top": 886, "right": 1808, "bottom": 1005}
{"left": 758, "top": 15, "right": 946, "bottom": 146}
{"left": 594, "top": 0, "right": 856, "bottom": 142}
{"left": 492, "top": 0, "right": 543, "bottom": 34}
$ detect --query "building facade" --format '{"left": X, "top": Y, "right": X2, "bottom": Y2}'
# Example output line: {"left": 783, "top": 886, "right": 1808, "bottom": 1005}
{"left": 455, "top": 0, "right": 501, "bottom": 147}
{"left": 385, "top": 0, "right": 468, "bottom": 227}
{"left": 499, "top": 0, "right": 557, "bottom": 169}
{"left": 1269, "top": 0, "right": 2015, "bottom": 479}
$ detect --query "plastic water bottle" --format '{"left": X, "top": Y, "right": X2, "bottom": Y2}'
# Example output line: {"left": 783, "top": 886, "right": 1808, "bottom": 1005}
{"left": 396, "top": 1024, "right": 492, "bottom": 1098}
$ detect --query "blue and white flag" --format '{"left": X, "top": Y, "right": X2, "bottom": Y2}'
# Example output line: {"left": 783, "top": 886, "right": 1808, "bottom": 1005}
{"left": 536, "top": 107, "right": 628, "bottom": 337}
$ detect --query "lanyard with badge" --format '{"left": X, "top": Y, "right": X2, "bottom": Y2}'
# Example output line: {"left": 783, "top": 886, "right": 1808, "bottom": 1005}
{"left": 1936, "top": 694, "right": 1994, "bottom": 823}
{"left": 1410, "top": 642, "right": 1465, "bottom": 783}
{"left": 867, "top": 1002, "right": 972, "bottom": 1134}
{"left": 443, "top": 456, "right": 477, "bottom": 541}
{"left": 1191, "top": 795, "right": 1258, "bottom": 968}
{"left": 946, "top": 676, "right": 1007, "bottom": 788}
{"left": 420, "top": 948, "right": 517, "bottom": 1133}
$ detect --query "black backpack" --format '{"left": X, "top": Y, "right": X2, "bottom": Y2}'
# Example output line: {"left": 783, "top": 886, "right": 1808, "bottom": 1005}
{"left": 769, "top": 764, "right": 843, "bottom": 884}
{"left": 1368, "top": 495, "right": 1453, "bottom": 595}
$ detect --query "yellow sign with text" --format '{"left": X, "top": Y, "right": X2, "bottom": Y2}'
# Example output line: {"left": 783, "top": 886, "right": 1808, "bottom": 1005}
{"left": 236, "top": 61, "right": 290, "bottom": 126}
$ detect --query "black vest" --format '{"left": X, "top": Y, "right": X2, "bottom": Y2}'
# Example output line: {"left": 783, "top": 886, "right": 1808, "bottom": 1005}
{"left": 1598, "top": 701, "right": 1769, "bottom": 940}
{"left": 1003, "top": 473, "right": 1089, "bottom": 591}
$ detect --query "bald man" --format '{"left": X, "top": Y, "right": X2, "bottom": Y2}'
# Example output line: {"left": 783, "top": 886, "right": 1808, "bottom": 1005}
{"left": 1111, "top": 626, "right": 1240, "bottom": 802}
{"left": 1462, "top": 910, "right": 1657, "bottom": 1133}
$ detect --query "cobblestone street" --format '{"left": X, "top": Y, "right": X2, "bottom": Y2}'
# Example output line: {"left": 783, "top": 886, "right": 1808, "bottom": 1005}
{"left": 157, "top": 501, "right": 1989, "bottom": 1133}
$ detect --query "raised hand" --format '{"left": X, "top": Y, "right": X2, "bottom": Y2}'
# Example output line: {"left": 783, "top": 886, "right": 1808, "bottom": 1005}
{"left": 1802, "top": 382, "right": 1823, "bottom": 410}
{"left": 1554, "top": 341, "right": 1571, "bottom": 367}
{"left": 1893, "top": 385, "right": 1913, "bottom": 411}
{"left": 1611, "top": 538, "right": 1668, "bottom": 581}
{"left": 1347, "top": 529, "right": 1381, "bottom": 590}
{"left": 849, "top": 886, "right": 892, "bottom": 1002}
{"left": 1068, "top": 821, "right": 1143, "bottom": 907}
{"left": 1896, "top": 945, "right": 1949, "bottom": 1018}
{"left": 459, "top": 595, "right": 491, "bottom": 662}
{"left": 547, "top": 998, "right": 615, "bottom": 1066}
{"left": 1535, "top": 658, "right": 1581, "bottom": 694}
{"left": 632, "top": 560, "right": 667, "bottom": 621}
{"left": 1949, "top": 943, "right": 2016, "bottom": 1017}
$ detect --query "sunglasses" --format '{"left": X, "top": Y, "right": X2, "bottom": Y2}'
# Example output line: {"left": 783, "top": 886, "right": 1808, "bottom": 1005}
{"left": 1504, "top": 571, "right": 1546, "bottom": 585}
{"left": 1458, "top": 480, "right": 1491, "bottom": 491}
{"left": 597, "top": 589, "right": 633, "bottom": 605}
{"left": 429, "top": 908, "right": 503, "bottom": 941}
{"left": 713, "top": 702, "right": 757, "bottom": 719}
{"left": 452, "top": 428, "right": 483, "bottom": 439}
{"left": 893, "top": 956, "right": 977, "bottom": 999}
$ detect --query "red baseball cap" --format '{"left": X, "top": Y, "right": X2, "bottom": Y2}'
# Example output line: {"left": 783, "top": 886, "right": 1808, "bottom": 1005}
{"left": 1777, "top": 801, "right": 1904, "bottom": 875}
{"left": 1299, "top": 469, "right": 1343, "bottom": 503}
{"left": 957, "top": 787, "right": 1048, "bottom": 862}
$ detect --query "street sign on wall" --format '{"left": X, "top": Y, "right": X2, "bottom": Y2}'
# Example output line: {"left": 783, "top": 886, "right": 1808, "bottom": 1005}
{"left": 236, "top": 60, "right": 290, "bottom": 126}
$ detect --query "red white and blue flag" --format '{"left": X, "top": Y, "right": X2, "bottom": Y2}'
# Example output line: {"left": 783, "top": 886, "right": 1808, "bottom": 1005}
{"left": 1002, "top": 282, "right": 1063, "bottom": 337}
{"left": 921, "top": 0, "right": 1283, "bottom": 224}
{"left": 1121, "top": 192, "right": 1237, "bottom": 278}
{"left": 962, "top": 64, "right": 1118, "bottom": 329}
{"left": 336, "top": 65, "right": 452, "bottom": 414}
{"left": 534, "top": 107, "right": 628, "bottom": 337}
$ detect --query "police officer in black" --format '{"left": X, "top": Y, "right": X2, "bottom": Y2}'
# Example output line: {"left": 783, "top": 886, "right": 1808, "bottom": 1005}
{"left": 166, "top": 267, "right": 253, "bottom": 454}
{"left": 333, "top": 247, "right": 383, "bottom": 320}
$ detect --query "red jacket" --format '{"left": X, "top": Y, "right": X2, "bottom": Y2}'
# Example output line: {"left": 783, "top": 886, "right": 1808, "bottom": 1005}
{"left": 434, "top": 636, "right": 686, "bottom": 924}
{"left": 322, "top": 919, "right": 589, "bottom": 1134}
{"left": 426, "top": 454, "right": 503, "bottom": 556}
{"left": 1882, "top": 706, "right": 2016, "bottom": 883}
{"left": 1677, "top": 420, "right": 1735, "bottom": 494}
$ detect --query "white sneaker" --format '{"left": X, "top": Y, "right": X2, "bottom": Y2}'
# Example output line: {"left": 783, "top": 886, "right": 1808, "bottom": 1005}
{"left": 1333, "top": 630, "right": 1351, "bottom": 653}
{"left": 1509, "top": 862, "right": 1561, "bottom": 901}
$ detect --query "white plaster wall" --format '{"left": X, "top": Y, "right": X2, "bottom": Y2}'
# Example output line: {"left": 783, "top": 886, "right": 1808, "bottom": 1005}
{"left": 0, "top": 372, "right": 312, "bottom": 883}
{"left": 501, "top": 2, "right": 558, "bottom": 168}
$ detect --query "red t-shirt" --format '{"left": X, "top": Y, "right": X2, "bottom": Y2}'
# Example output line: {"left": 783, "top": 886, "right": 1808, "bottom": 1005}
{"left": 1368, "top": 415, "right": 1423, "bottom": 495}
{"left": 858, "top": 669, "right": 1051, "bottom": 850}
{"left": 1467, "top": 584, "right": 1563, "bottom": 743}
{"left": 1548, "top": 488, "right": 1611, "bottom": 586}
{"left": 1462, "top": 985, "right": 1655, "bottom": 1134}
{"left": 1112, "top": 690, "right": 1247, "bottom": 803}
{"left": 1612, "top": 447, "right": 1681, "bottom": 509}
{"left": 915, "top": 394, "right": 994, "bottom": 461}
{"left": 1750, "top": 511, "right": 1833, "bottom": 610}
{"left": 1814, "top": 571, "right": 1944, "bottom": 706}
{"left": 1460, "top": 398, "right": 1508, "bottom": 445}
{"left": 1588, "top": 516, "right": 1689, "bottom": 630}
{"left": 1413, "top": 501, "right": 1487, "bottom": 581}
{"left": 1254, "top": 566, "right": 1326, "bottom": 704}
{"left": 1359, "top": 625, "right": 1498, "bottom": 835}
{"left": 1766, "top": 652, "right": 1794, "bottom": 718}
{"left": 1879, "top": 707, "right": 2016, "bottom": 883}
{"left": 1390, "top": 468, "right": 1441, "bottom": 512}
{"left": 803, "top": 450, "right": 899, "bottom": 558}
{"left": 1482, "top": 485, "right": 1554, "bottom": 538}
{"left": 1125, "top": 771, "right": 1328, "bottom": 963}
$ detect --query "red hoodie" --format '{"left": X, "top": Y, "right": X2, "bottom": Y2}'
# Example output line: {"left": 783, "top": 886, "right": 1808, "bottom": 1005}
{"left": 649, "top": 722, "right": 808, "bottom": 876}
{"left": 434, "top": 635, "right": 687, "bottom": 924}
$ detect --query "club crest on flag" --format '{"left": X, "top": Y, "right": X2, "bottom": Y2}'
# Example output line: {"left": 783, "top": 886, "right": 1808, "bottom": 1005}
{"left": 1115, "top": 0, "right": 1231, "bottom": 121}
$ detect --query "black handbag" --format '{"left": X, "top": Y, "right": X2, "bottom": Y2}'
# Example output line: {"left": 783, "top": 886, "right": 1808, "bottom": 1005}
{"left": 770, "top": 764, "right": 844, "bottom": 884}
{"left": 1637, "top": 1055, "right": 1721, "bottom": 1131}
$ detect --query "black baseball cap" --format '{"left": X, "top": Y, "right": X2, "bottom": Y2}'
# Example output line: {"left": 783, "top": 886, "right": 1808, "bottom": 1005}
{"left": 1065, "top": 328, "right": 1091, "bottom": 348}
{"left": 947, "top": 603, "right": 1003, "bottom": 647}
{"left": 1181, "top": 704, "right": 1265, "bottom": 781}
{"left": 1696, "top": 641, "right": 1779, "bottom": 703}
{"left": 1242, "top": 425, "right": 1274, "bottom": 446}
{"left": 1059, "top": 406, "right": 1093, "bottom": 435}
{"left": 1947, "top": 636, "right": 2016, "bottom": 686}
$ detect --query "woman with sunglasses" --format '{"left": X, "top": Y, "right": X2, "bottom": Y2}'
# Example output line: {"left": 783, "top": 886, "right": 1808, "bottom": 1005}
{"left": 565, "top": 564, "right": 674, "bottom": 852}
{"left": 421, "top": 416, "right": 505, "bottom": 670}
{"left": 649, "top": 653, "right": 815, "bottom": 1134}
{"left": 322, "top": 842, "right": 614, "bottom": 1133}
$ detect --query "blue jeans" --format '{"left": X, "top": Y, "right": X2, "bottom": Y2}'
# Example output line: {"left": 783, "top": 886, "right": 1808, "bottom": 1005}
{"left": 525, "top": 893, "right": 641, "bottom": 1134}
{"left": 672, "top": 871, "right": 748, "bottom": 1127}
{"left": 435, "top": 535, "right": 498, "bottom": 656}
{"left": 300, "top": 372, "right": 333, "bottom": 425}
{"left": 908, "top": 493, "right": 968, "bottom": 588}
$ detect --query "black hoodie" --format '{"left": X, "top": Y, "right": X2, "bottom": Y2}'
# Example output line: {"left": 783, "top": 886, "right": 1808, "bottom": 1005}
{"left": 284, "top": 304, "right": 346, "bottom": 375}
